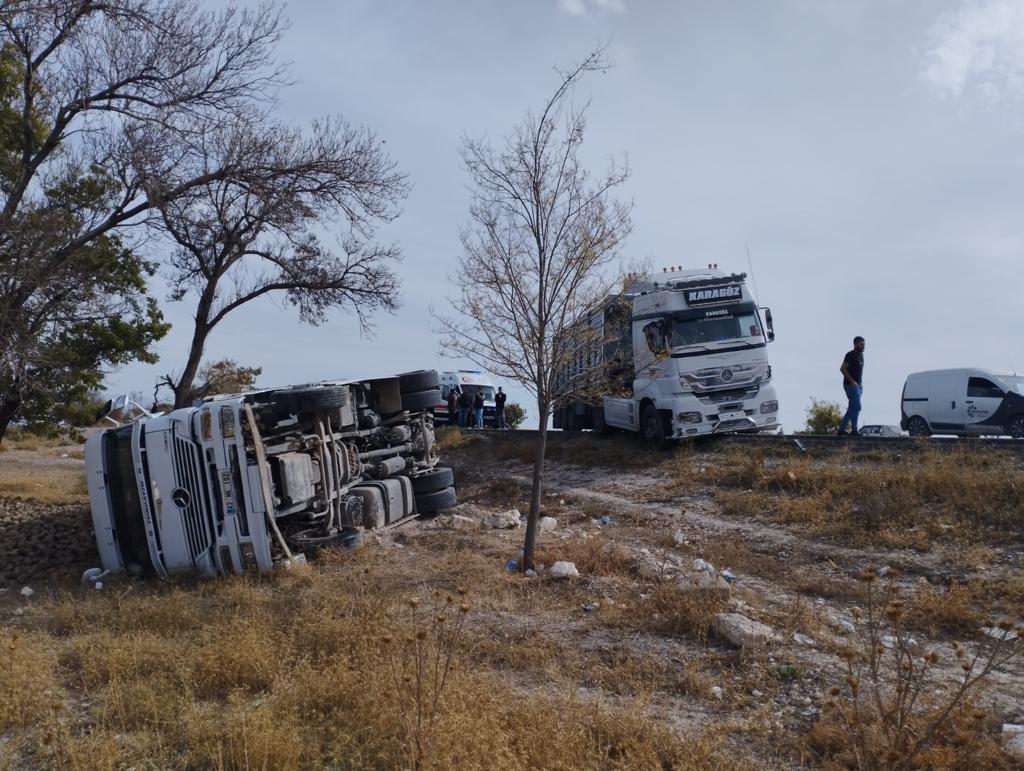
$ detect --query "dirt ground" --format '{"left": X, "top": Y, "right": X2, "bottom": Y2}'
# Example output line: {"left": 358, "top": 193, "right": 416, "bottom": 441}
{"left": 1, "top": 431, "right": 1022, "bottom": 769}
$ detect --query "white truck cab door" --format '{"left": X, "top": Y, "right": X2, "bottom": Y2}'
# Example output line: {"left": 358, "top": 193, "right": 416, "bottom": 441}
{"left": 964, "top": 376, "right": 1005, "bottom": 434}
{"left": 927, "top": 373, "right": 966, "bottom": 434}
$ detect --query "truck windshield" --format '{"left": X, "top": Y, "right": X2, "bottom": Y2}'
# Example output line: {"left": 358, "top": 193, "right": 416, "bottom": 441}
{"left": 671, "top": 310, "right": 763, "bottom": 348}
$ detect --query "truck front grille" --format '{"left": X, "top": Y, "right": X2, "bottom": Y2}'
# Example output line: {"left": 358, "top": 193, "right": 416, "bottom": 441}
{"left": 172, "top": 434, "right": 214, "bottom": 560}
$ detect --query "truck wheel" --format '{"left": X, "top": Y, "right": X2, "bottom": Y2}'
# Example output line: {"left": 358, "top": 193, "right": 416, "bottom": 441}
{"left": 273, "top": 386, "right": 349, "bottom": 413}
{"left": 415, "top": 485, "right": 457, "bottom": 513}
{"left": 907, "top": 416, "right": 930, "bottom": 437}
{"left": 593, "top": 407, "right": 610, "bottom": 435}
{"left": 412, "top": 466, "right": 454, "bottom": 494}
{"left": 1007, "top": 415, "right": 1024, "bottom": 439}
{"left": 398, "top": 370, "right": 439, "bottom": 393}
{"left": 641, "top": 403, "right": 672, "bottom": 450}
{"left": 401, "top": 388, "right": 441, "bottom": 412}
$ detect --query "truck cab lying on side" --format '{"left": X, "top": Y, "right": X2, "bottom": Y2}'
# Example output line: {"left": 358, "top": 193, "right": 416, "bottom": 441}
{"left": 85, "top": 370, "right": 455, "bottom": 578}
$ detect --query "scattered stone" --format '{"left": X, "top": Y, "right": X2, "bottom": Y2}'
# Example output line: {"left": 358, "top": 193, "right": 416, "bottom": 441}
{"left": 711, "top": 685, "right": 724, "bottom": 700}
{"left": 483, "top": 509, "right": 522, "bottom": 530}
{"left": 583, "top": 602, "right": 599, "bottom": 612}
{"left": 1004, "top": 725, "right": 1024, "bottom": 758}
{"left": 549, "top": 561, "right": 579, "bottom": 579}
{"left": 634, "top": 556, "right": 675, "bottom": 581}
{"left": 444, "top": 514, "right": 479, "bottom": 531}
{"left": 678, "top": 571, "right": 732, "bottom": 596}
{"left": 672, "top": 529, "right": 687, "bottom": 546}
{"left": 719, "top": 568, "right": 737, "bottom": 584}
{"left": 713, "top": 613, "right": 780, "bottom": 648}
{"left": 793, "top": 633, "right": 816, "bottom": 647}
{"left": 693, "top": 558, "right": 711, "bottom": 573}
{"left": 558, "top": 499, "right": 566, "bottom": 506}
{"left": 591, "top": 516, "right": 612, "bottom": 526}
{"left": 524, "top": 569, "right": 538, "bottom": 578}
{"left": 19, "top": 586, "right": 33, "bottom": 598}
{"left": 983, "top": 626, "right": 1021, "bottom": 642}
{"left": 838, "top": 620, "right": 856, "bottom": 633}
{"left": 539, "top": 516, "right": 558, "bottom": 532}
{"left": 752, "top": 689, "right": 763, "bottom": 698}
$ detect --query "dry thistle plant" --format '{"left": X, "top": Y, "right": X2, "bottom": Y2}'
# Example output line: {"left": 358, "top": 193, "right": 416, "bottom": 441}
{"left": 382, "top": 588, "right": 471, "bottom": 770}
{"left": 814, "top": 567, "right": 1023, "bottom": 770}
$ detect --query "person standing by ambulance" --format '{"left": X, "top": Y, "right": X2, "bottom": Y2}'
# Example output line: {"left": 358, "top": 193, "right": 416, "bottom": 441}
{"left": 837, "top": 336, "right": 866, "bottom": 436}
{"left": 494, "top": 386, "right": 507, "bottom": 429}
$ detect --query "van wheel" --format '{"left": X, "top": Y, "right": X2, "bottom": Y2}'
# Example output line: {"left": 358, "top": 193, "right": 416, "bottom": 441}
{"left": 907, "top": 416, "right": 930, "bottom": 437}
{"left": 641, "top": 404, "right": 672, "bottom": 450}
{"left": 1007, "top": 416, "right": 1024, "bottom": 439}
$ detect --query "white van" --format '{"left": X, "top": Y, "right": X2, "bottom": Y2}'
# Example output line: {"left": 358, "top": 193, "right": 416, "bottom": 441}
{"left": 900, "top": 368, "right": 1024, "bottom": 438}
{"left": 437, "top": 370, "right": 499, "bottom": 426}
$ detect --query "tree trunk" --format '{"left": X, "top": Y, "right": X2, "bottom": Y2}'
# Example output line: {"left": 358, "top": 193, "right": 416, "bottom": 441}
{"left": 0, "top": 397, "right": 22, "bottom": 444}
{"left": 172, "top": 286, "right": 217, "bottom": 409}
{"left": 521, "top": 400, "right": 549, "bottom": 572}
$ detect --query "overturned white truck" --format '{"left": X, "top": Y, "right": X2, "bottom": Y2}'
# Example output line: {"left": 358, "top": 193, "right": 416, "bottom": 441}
{"left": 85, "top": 370, "right": 454, "bottom": 578}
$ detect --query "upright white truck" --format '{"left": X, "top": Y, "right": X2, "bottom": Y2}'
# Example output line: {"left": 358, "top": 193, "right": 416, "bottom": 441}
{"left": 85, "top": 371, "right": 455, "bottom": 578}
{"left": 553, "top": 266, "right": 779, "bottom": 446}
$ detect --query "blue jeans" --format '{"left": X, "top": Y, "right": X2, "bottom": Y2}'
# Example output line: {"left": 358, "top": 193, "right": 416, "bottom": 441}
{"left": 839, "top": 384, "right": 862, "bottom": 433}
{"left": 474, "top": 407, "right": 484, "bottom": 428}
{"left": 496, "top": 409, "right": 506, "bottom": 429}
{"left": 458, "top": 407, "right": 469, "bottom": 427}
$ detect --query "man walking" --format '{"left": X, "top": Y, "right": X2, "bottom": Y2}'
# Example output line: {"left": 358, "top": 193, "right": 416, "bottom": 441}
{"left": 446, "top": 388, "right": 458, "bottom": 426}
{"left": 494, "top": 386, "right": 507, "bottom": 429}
{"left": 837, "top": 336, "right": 866, "bottom": 436}
{"left": 473, "top": 389, "right": 485, "bottom": 429}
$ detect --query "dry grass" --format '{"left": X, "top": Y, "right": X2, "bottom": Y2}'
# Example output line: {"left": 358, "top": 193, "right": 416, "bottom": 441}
{"left": 604, "top": 583, "right": 728, "bottom": 643}
{"left": 0, "top": 466, "right": 88, "bottom": 504}
{"left": 703, "top": 447, "right": 1024, "bottom": 547}
{"left": 0, "top": 547, "right": 744, "bottom": 770}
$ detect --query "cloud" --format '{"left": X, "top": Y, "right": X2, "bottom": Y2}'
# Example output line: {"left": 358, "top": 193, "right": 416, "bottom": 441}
{"left": 922, "top": 0, "right": 1024, "bottom": 103}
{"left": 557, "top": 0, "right": 626, "bottom": 18}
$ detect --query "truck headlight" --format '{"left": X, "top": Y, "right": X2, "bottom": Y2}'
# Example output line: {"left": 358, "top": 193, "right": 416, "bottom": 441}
{"left": 201, "top": 409, "right": 213, "bottom": 440}
{"left": 760, "top": 400, "right": 779, "bottom": 414}
{"left": 220, "top": 406, "right": 236, "bottom": 438}
{"left": 678, "top": 412, "right": 702, "bottom": 424}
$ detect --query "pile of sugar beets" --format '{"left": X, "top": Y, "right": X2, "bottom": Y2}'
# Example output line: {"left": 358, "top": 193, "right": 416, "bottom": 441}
{"left": 0, "top": 499, "right": 97, "bottom": 587}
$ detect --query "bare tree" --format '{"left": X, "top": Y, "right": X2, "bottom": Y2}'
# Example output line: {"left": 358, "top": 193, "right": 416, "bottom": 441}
{"left": 154, "top": 119, "right": 407, "bottom": 408}
{"left": 0, "top": 0, "right": 288, "bottom": 436}
{"left": 435, "top": 49, "right": 632, "bottom": 572}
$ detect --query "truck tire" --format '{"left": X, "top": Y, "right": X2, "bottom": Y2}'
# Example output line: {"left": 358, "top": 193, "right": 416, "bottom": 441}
{"left": 415, "top": 485, "right": 457, "bottom": 513}
{"left": 907, "top": 416, "right": 930, "bottom": 437}
{"left": 398, "top": 369, "right": 439, "bottom": 393}
{"left": 593, "top": 407, "right": 610, "bottom": 435}
{"left": 412, "top": 466, "right": 454, "bottom": 494}
{"left": 273, "top": 386, "right": 349, "bottom": 414}
{"left": 401, "top": 388, "right": 441, "bottom": 412}
{"left": 1007, "top": 415, "right": 1024, "bottom": 439}
{"left": 641, "top": 403, "right": 672, "bottom": 450}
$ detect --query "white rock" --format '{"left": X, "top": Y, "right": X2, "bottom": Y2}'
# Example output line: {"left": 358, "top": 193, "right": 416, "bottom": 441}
{"left": 713, "top": 613, "right": 780, "bottom": 648}
{"left": 692, "top": 558, "right": 713, "bottom": 573}
{"left": 19, "top": 586, "right": 33, "bottom": 598}
{"left": 983, "top": 626, "right": 1021, "bottom": 642}
{"left": 635, "top": 556, "right": 675, "bottom": 581}
{"left": 549, "top": 561, "right": 579, "bottom": 579}
{"left": 672, "top": 529, "right": 687, "bottom": 546}
{"left": 524, "top": 569, "right": 538, "bottom": 578}
{"left": 711, "top": 685, "right": 724, "bottom": 700}
{"left": 839, "top": 620, "right": 856, "bottom": 633}
{"left": 482, "top": 509, "right": 522, "bottom": 529}
{"left": 539, "top": 516, "right": 558, "bottom": 532}
{"left": 444, "top": 514, "right": 480, "bottom": 531}
{"left": 558, "top": 499, "right": 566, "bottom": 505}
{"left": 793, "top": 633, "right": 816, "bottom": 647}
{"left": 678, "top": 571, "right": 732, "bottom": 595}
{"left": 1004, "top": 725, "right": 1024, "bottom": 758}
{"left": 94, "top": 582, "right": 104, "bottom": 591}
{"left": 752, "top": 689, "right": 763, "bottom": 698}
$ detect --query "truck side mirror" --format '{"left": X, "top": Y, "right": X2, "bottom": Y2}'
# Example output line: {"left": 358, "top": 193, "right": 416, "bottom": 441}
{"left": 763, "top": 308, "right": 775, "bottom": 342}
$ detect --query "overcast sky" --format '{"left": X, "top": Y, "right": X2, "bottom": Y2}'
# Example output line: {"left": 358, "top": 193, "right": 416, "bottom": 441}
{"left": 112, "top": 0, "right": 1024, "bottom": 431}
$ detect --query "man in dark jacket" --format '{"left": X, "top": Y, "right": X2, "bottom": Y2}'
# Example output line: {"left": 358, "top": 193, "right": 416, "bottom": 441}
{"left": 837, "top": 336, "right": 866, "bottom": 436}
{"left": 472, "top": 389, "right": 485, "bottom": 429}
{"left": 457, "top": 388, "right": 472, "bottom": 427}
{"left": 446, "top": 389, "right": 458, "bottom": 426}
{"left": 494, "top": 387, "right": 507, "bottom": 429}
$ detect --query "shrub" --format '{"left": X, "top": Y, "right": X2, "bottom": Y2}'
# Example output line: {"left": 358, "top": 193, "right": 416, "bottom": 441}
{"left": 503, "top": 402, "right": 526, "bottom": 429}
{"left": 803, "top": 397, "right": 843, "bottom": 434}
